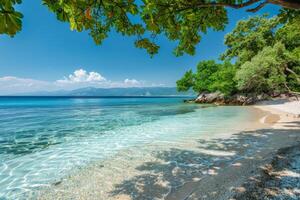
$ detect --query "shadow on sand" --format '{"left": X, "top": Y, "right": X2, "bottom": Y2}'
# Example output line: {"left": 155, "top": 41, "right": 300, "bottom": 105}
{"left": 109, "top": 122, "right": 300, "bottom": 200}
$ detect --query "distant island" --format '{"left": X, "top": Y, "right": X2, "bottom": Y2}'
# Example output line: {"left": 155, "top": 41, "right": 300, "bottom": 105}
{"left": 8, "top": 87, "right": 195, "bottom": 97}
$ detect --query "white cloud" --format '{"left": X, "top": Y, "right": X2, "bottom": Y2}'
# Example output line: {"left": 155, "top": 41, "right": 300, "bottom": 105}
{"left": 124, "top": 78, "right": 141, "bottom": 86}
{"left": 0, "top": 76, "right": 55, "bottom": 94}
{"left": 0, "top": 68, "right": 163, "bottom": 94}
{"left": 57, "top": 69, "right": 106, "bottom": 84}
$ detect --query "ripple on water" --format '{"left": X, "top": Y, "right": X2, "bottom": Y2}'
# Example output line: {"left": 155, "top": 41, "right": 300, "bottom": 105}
{"left": 0, "top": 98, "right": 256, "bottom": 199}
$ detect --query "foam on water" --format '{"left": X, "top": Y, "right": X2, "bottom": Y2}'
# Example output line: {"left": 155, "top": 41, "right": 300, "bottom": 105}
{"left": 0, "top": 97, "right": 254, "bottom": 199}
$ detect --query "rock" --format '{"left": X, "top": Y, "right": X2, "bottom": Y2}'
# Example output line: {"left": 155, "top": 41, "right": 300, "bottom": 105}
{"left": 205, "top": 92, "right": 224, "bottom": 103}
{"left": 257, "top": 93, "right": 269, "bottom": 101}
{"left": 54, "top": 180, "right": 62, "bottom": 186}
{"left": 271, "top": 92, "right": 281, "bottom": 97}
{"left": 195, "top": 92, "right": 225, "bottom": 104}
{"left": 236, "top": 94, "right": 247, "bottom": 103}
{"left": 191, "top": 92, "right": 274, "bottom": 105}
{"left": 244, "top": 97, "right": 256, "bottom": 105}
{"left": 195, "top": 92, "right": 208, "bottom": 103}
{"left": 184, "top": 99, "right": 195, "bottom": 103}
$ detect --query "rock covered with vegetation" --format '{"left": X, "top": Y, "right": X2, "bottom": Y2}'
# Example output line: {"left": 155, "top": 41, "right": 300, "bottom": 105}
{"left": 177, "top": 11, "right": 300, "bottom": 105}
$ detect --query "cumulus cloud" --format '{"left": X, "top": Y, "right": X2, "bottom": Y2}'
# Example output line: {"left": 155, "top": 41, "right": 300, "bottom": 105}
{"left": 124, "top": 78, "right": 141, "bottom": 86}
{"left": 57, "top": 69, "right": 106, "bottom": 84}
{"left": 0, "top": 69, "right": 160, "bottom": 95}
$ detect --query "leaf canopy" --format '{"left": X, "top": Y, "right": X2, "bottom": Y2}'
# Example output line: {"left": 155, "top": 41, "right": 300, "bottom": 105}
{"left": 1, "top": 0, "right": 299, "bottom": 56}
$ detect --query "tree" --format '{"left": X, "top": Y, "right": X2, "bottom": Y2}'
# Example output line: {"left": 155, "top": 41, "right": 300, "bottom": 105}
{"left": 208, "top": 61, "right": 237, "bottom": 95}
{"left": 235, "top": 43, "right": 288, "bottom": 94}
{"left": 176, "top": 70, "right": 194, "bottom": 92}
{"left": 176, "top": 60, "right": 237, "bottom": 95}
{"left": 223, "top": 12, "right": 300, "bottom": 92}
{"left": 1, "top": 0, "right": 300, "bottom": 56}
{"left": 177, "top": 13, "right": 299, "bottom": 96}
{"left": 276, "top": 14, "right": 300, "bottom": 92}
{"left": 221, "top": 15, "right": 279, "bottom": 65}
{"left": 193, "top": 60, "right": 221, "bottom": 93}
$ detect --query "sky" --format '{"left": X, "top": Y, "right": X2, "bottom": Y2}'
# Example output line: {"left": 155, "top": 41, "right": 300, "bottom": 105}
{"left": 0, "top": 1, "right": 280, "bottom": 94}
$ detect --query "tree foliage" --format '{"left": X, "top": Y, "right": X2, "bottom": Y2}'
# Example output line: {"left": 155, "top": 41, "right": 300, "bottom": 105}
{"left": 221, "top": 15, "right": 279, "bottom": 64}
{"left": 176, "top": 60, "right": 237, "bottom": 95}
{"left": 1, "top": 0, "right": 300, "bottom": 56}
{"left": 209, "top": 61, "right": 237, "bottom": 95}
{"left": 177, "top": 12, "right": 300, "bottom": 95}
{"left": 235, "top": 43, "right": 287, "bottom": 93}
{"left": 231, "top": 13, "right": 300, "bottom": 93}
{"left": 0, "top": 0, "right": 23, "bottom": 36}
{"left": 176, "top": 70, "right": 194, "bottom": 92}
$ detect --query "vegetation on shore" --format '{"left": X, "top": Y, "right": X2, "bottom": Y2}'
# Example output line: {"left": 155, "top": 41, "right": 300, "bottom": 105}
{"left": 177, "top": 11, "right": 300, "bottom": 103}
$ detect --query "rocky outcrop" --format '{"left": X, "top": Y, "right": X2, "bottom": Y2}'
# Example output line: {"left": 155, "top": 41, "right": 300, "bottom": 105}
{"left": 192, "top": 92, "right": 270, "bottom": 105}
{"left": 195, "top": 92, "right": 225, "bottom": 104}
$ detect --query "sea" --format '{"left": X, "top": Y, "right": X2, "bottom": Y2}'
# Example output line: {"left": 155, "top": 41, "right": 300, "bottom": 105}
{"left": 0, "top": 96, "right": 258, "bottom": 199}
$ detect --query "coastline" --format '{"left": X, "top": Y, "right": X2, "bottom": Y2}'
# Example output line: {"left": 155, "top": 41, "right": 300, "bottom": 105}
{"left": 171, "top": 99, "right": 300, "bottom": 200}
{"left": 254, "top": 99, "right": 300, "bottom": 129}
{"left": 37, "top": 100, "right": 300, "bottom": 200}
{"left": 231, "top": 99, "right": 300, "bottom": 200}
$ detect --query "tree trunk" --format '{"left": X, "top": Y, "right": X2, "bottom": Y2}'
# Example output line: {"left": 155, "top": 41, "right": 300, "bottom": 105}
{"left": 285, "top": 67, "right": 300, "bottom": 83}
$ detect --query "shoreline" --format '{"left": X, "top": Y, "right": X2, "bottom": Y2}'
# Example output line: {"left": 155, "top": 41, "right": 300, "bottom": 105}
{"left": 37, "top": 100, "right": 300, "bottom": 200}
{"left": 254, "top": 99, "right": 300, "bottom": 129}
{"left": 171, "top": 99, "right": 300, "bottom": 200}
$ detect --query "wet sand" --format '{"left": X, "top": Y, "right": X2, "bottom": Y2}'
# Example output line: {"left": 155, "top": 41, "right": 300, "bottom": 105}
{"left": 38, "top": 100, "right": 300, "bottom": 200}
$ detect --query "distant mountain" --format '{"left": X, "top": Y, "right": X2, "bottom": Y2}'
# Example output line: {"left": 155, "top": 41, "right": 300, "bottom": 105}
{"left": 11, "top": 87, "right": 195, "bottom": 97}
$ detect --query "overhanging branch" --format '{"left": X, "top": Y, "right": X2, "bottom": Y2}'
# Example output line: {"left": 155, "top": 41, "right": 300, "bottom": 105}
{"left": 246, "top": 1, "right": 269, "bottom": 12}
{"left": 191, "top": 0, "right": 300, "bottom": 12}
{"left": 194, "top": 0, "right": 260, "bottom": 9}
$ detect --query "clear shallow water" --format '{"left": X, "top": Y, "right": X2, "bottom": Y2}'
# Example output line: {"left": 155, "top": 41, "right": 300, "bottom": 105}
{"left": 0, "top": 97, "right": 255, "bottom": 199}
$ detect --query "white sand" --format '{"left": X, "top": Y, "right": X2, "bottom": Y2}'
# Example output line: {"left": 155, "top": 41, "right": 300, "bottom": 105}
{"left": 254, "top": 99, "right": 300, "bottom": 129}
{"left": 255, "top": 99, "right": 300, "bottom": 115}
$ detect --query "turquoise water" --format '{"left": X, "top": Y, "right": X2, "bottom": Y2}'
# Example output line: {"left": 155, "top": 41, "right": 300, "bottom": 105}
{"left": 0, "top": 97, "right": 254, "bottom": 199}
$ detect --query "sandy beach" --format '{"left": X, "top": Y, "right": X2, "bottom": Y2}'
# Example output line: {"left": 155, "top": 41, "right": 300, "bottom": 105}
{"left": 38, "top": 99, "right": 300, "bottom": 200}
{"left": 177, "top": 99, "right": 300, "bottom": 200}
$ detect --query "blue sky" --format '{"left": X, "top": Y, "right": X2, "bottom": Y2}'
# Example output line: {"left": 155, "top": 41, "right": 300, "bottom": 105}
{"left": 0, "top": 1, "right": 280, "bottom": 94}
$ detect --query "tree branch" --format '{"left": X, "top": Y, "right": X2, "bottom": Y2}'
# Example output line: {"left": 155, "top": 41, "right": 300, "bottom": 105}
{"left": 246, "top": 1, "right": 269, "bottom": 12}
{"left": 268, "top": 0, "right": 300, "bottom": 10}
{"left": 286, "top": 67, "right": 300, "bottom": 83}
{"left": 182, "top": 0, "right": 300, "bottom": 12}
{"left": 194, "top": 0, "right": 261, "bottom": 9}
{"left": 0, "top": 9, "right": 15, "bottom": 15}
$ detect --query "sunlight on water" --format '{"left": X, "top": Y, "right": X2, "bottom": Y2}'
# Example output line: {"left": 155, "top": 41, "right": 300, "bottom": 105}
{"left": 0, "top": 97, "right": 254, "bottom": 199}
